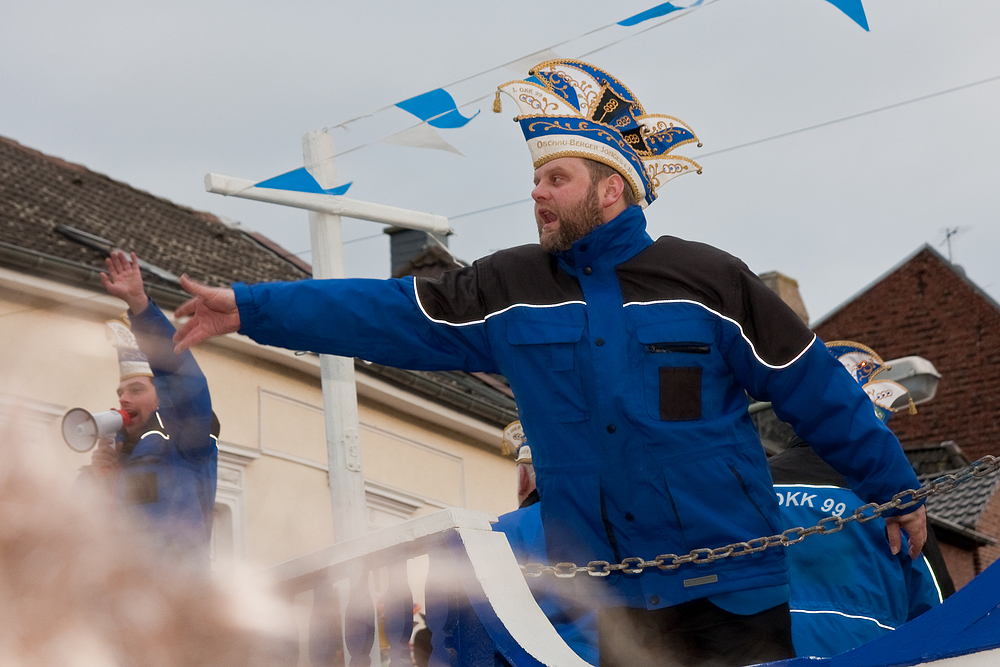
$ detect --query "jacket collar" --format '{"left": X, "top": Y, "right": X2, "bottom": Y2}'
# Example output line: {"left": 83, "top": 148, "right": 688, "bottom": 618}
{"left": 118, "top": 410, "right": 162, "bottom": 457}
{"left": 553, "top": 204, "right": 652, "bottom": 273}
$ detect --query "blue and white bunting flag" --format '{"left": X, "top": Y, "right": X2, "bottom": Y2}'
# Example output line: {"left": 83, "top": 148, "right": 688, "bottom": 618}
{"left": 323, "top": 0, "right": 867, "bottom": 168}
{"left": 822, "top": 0, "right": 868, "bottom": 31}
{"left": 617, "top": 0, "right": 704, "bottom": 27}
{"left": 395, "top": 88, "right": 480, "bottom": 129}
{"left": 255, "top": 168, "right": 352, "bottom": 196}
{"left": 381, "top": 123, "right": 463, "bottom": 155}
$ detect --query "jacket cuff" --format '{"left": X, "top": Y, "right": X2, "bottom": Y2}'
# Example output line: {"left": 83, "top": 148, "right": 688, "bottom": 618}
{"left": 233, "top": 282, "right": 254, "bottom": 336}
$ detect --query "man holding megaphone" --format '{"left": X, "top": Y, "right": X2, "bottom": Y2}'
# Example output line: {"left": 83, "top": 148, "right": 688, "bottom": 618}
{"left": 76, "top": 250, "right": 218, "bottom": 568}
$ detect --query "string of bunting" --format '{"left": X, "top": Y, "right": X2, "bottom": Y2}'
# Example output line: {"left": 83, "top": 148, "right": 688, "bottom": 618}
{"left": 248, "top": 0, "right": 868, "bottom": 198}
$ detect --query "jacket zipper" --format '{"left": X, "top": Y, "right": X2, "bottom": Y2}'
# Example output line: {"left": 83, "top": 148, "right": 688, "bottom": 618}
{"left": 645, "top": 342, "right": 710, "bottom": 354}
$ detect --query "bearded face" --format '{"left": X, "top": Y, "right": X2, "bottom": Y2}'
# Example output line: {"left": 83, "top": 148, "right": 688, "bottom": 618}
{"left": 532, "top": 158, "right": 606, "bottom": 253}
{"left": 536, "top": 184, "right": 603, "bottom": 252}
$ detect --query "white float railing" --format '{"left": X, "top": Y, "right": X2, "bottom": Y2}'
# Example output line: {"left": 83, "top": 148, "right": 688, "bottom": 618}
{"left": 267, "top": 506, "right": 1000, "bottom": 667}
{"left": 267, "top": 508, "right": 592, "bottom": 667}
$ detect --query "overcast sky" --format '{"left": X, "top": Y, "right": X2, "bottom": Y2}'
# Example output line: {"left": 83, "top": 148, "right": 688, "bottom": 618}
{"left": 3, "top": 0, "right": 998, "bottom": 323}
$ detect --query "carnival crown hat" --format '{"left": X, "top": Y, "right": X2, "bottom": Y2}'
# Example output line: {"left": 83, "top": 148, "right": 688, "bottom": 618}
{"left": 500, "top": 420, "right": 527, "bottom": 457}
{"left": 106, "top": 317, "right": 152, "bottom": 381}
{"left": 826, "top": 340, "right": 916, "bottom": 422}
{"left": 495, "top": 59, "right": 701, "bottom": 208}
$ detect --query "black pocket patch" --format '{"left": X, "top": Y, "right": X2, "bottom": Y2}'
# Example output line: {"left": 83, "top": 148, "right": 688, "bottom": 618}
{"left": 124, "top": 471, "right": 159, "bottom": 505}
{"left": 659, "top": 367, "right": 702, "bottom": 421}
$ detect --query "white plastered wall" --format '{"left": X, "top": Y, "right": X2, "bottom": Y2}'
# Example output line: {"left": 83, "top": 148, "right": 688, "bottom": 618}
{"left": 0, "top": 266, "right": 517, "bottom": 570}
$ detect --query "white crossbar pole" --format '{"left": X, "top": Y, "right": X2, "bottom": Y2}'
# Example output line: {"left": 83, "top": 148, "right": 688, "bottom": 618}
{"left": 204, "top": 173, "right": 451, "bottom": 235}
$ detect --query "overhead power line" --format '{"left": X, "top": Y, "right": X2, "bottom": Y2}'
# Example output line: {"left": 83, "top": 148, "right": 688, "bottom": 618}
{"left": 448, "top": 72, "right": 1000, "bottom": 222}
{"left": 698, "top": 72, "right": 1000, "bottom": 160}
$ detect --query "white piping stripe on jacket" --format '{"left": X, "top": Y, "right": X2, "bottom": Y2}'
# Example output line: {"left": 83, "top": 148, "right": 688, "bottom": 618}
{"left": 412, "top": 281, "right": 586, "bottom": 327}
{"left": 414, "top": 285, "right": 816, "bottom": 370}
{"left": 924, "top": 554, "right": 945, "bottom": 604}
{"left": 789, "top": 608, "right": 895, "bottom": 631}
{"left": 624, "top": 298, "right": 815, "bottom": 370}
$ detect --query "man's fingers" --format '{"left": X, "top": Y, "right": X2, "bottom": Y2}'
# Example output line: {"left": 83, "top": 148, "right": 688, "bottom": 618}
{"left": 179, "top": 273, "right": 210, "bottom": 297}
{"left": 172, "top": 326, "right": 199, "bottom": 354}
{"left": 109, "top": 249, "right": 127, "bottom": 274}
{"left": 172, "top": 312, "right": 201, "bottom": 346}
{"left": 885, "top": 507, "right": 927, "bottom": 560}
{"left": 904, "top": 507, "right": 928, "bottom": 559}
{"left": 174, "top": 296, "right": 199, "bottom": 320}
{"left": 886, "top": 521, "right": 902, "bottom": 555}
{"left": 173, "top": 330, "right": 206, "bottom": 355}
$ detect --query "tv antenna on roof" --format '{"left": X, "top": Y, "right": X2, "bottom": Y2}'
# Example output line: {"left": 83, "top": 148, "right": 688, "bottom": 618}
{"left": 939, "top": 227, "right": 968, "bottom": 264}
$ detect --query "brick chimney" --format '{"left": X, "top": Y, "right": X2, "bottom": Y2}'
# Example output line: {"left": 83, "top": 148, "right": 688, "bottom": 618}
{"left": 384, "top": 227, "right": 457, "bottom": 279}
{"left": 758, "top": 271, "right": 809, "bottom": 325}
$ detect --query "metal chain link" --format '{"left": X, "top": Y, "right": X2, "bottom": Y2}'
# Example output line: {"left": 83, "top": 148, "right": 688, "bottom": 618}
{"left": 520, "top": 454, "right": 1000, "bottom": 579}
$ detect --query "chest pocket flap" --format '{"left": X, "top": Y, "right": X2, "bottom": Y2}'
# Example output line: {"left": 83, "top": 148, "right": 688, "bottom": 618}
{"left": 507, "top": 318, "right": 584, "bottom": 371}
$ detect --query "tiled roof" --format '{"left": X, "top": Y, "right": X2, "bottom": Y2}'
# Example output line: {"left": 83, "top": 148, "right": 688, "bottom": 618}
{"left": 754, "top": 405, "right": 997, "bottom": 534}
{"left": 0, "top": 135, "right": 517, "bottom": 430}
{"left": 0, "top": 136, "right": 309, "bottom": 289}
{"left": 922, "top": 472, "right": 999, "bottom": 530}
{"left": 908, "top": 441, "right": 970, "bottom": 477}
{"left": 912, "top": 442, "right": 999, "bottom": 530}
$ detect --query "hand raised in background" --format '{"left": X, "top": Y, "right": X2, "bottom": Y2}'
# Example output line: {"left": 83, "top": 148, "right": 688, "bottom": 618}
{"left": 100, "top": 250, "right": 149, "bottom": 314}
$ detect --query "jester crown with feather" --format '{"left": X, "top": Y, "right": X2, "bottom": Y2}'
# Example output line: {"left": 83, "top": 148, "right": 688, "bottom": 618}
{"left": 495, "top": 59, "right": 702, "bottom": 208}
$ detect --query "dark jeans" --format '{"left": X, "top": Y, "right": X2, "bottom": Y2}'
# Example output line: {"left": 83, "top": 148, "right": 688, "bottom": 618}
{"left": 599, "top": 600, "right": 795, "bottom": 667}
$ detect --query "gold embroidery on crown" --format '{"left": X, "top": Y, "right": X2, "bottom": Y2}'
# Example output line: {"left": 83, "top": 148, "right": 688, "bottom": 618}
{"left": 532, "top": 65, "right": 600, "bottom": 118}
{"left": 530, "top": 60, "right": 645, "bottom": 116}
{"left": 646, "top": 160, "right": 696, "bottom": 190}
{"left": 518, "top": 93, "right": 560, "bottom": 114}
{"left": 524, "top": 118, "right": 638, "bottom": 157}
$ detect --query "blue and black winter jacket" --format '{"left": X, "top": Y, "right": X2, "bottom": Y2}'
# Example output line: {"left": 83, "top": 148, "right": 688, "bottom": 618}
{"left": 233, "top": 205, "right": 921, "bottom": 608}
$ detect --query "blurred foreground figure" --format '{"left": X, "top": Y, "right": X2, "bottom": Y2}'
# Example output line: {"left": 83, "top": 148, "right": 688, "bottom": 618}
{"left": 0, "top": 415, "right": 293, "bottom": 666}
{"left": 769, "top": 341, "right": 948, "bottom": 657}
{"left": 83, "top": 250, "right": 218, "bottom": 568}
{"left": 493, "top": 422, "right": 599, "bottom": 663}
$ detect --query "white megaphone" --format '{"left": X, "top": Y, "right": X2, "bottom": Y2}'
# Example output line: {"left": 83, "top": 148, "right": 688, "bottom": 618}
{"left": 61, "top": 408, "right": 131, "bottom": 453}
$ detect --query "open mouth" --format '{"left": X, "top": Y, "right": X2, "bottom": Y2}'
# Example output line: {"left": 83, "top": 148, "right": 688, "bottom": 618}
{"left": 537, "top": 209, "right": 557, "bottom": 226}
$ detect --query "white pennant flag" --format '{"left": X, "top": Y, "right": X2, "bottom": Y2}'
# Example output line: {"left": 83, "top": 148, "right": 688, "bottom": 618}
{"left": 380, "top": 122, "right": 463, "bottom": 155}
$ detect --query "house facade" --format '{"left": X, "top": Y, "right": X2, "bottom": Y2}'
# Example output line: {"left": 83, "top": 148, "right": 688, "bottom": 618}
{"left": 810, "top": 247, "right": 1000, "bottom": 585}
{"left": 0, "top": 135, "right": 520, "bottom": 571}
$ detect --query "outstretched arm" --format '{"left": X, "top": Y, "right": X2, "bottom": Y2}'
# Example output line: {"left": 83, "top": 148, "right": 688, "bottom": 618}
{"left": 172, "top": 275, "right": 241, "bottom": 353}
{"left": 100, "top": 250, "right": 149, "bottom": 314}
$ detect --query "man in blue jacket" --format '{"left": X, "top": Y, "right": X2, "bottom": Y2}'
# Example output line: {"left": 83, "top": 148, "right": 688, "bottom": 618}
{"left": 769, "top": 341, "right": 945, "bottom": 657}
{"left": 171, "top": 60, "right": 925, "bottom": 666}
{"left": 92, "top": 250, "right": 218, "bottom": 569}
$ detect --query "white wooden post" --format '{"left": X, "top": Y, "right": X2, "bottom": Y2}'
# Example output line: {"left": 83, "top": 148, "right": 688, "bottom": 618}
{"left": 205, "top": 131, "right": 450, "bottom": 544}
{"left": 302, "top": 130, "right": 368, "bottom": 542}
